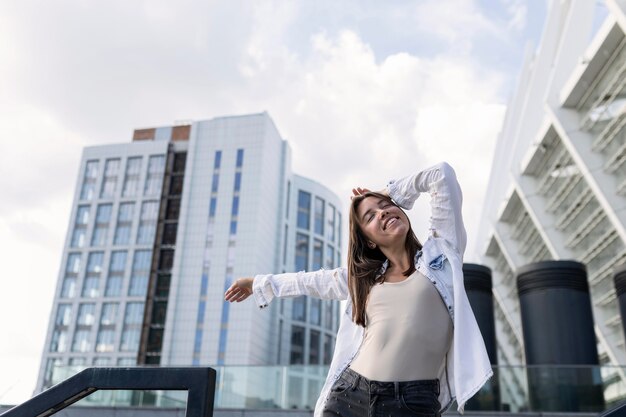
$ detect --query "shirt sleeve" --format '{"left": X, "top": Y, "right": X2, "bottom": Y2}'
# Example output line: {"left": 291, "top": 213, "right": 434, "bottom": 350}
{"left": 252, "top": 267, "right": 349, "bottom": 309}
{"left": 386, "top": 161, "right": 467, "bottom": 256}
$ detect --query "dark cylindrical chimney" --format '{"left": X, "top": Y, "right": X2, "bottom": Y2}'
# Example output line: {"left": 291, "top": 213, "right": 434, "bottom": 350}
{"left": 517, "top": 260, "right": 603, "bottom": 412}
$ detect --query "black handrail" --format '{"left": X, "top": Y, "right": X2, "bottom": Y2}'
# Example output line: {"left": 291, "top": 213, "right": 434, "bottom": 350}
{"left": 600, "top": 400, "right": 626, "bottom": 417}
{"left": 0, "top": 367, "right": 216, "bottom": 417}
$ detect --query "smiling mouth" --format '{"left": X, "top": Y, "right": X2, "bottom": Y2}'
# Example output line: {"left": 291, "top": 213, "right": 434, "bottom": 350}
{"left": 383, "top": 216, "right": 400, "bottom": 230}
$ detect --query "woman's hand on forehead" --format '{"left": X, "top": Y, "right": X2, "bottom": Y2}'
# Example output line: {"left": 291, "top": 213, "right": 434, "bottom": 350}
{"left": 351, "top": 187, "right": 389, "bottom": 200}
{"left": 351, "top": 187, "right": 371, "bottom": 199}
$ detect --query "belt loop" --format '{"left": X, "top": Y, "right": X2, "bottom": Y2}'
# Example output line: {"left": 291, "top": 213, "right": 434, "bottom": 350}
{"left": 394, "top": 381, "right": 400, "bottom": 400}
{"left": 351, "top": 374, "right": 360, "bottom": 391}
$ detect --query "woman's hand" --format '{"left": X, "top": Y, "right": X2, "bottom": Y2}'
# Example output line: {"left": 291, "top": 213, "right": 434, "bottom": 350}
{"left": 224, "top": 277, "right": 253, "bottom": 303}
{"left": 351, "top": 187, "right": 370, "bottom": 198}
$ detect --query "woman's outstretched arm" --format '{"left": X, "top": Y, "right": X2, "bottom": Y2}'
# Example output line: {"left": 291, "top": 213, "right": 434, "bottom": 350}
{"left": 224, "top": 267, "right": 349, "bottom": 309}
{"left": 386, "top": 161, "right": 467, "bottom": 256}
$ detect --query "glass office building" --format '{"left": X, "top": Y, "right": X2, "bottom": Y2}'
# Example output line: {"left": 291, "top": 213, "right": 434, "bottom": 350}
{"left": 36, "top": 113, "right": 343, "bottom": 402}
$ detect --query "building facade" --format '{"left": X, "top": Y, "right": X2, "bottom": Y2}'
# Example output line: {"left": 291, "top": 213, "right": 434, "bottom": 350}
{"left": 35, "top": 113, "right": 343, "bottom": 403}
{"left": 474, "top": 0, "right": 626, "bottom": 409}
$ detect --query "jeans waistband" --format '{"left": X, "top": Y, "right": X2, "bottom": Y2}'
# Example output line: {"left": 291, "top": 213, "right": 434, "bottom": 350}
{"left": 340, "top": 366, "right": 440, "bottom": 396}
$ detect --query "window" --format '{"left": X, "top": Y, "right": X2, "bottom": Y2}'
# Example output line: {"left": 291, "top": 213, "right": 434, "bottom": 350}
{"left": 66, "top": 253, "right": 81, "bottom": 274}
{"left": 162, "top": 223, "right": 177, "bottom": 245}
{"left": 169, "top": 175, "right": 184, "bottom": 195}
{"left": 62, "top": 254, "right": 81, "bottom": 296}
{"left": 147, "top": 328, "right": 164, "bottom": 352}
{"left": 75, "top": 205, "right": 90, "bottom": 226}
{"left": 55, "top": 304, "right": 72, "bottom": 326}
{"left": 60, "top": 277, "right": 77, "bottom": 298}
{"left": 324, "top": 300, "right": 334, "bottom": 329}
{"left": 309, "top": 329, "right": 320, "bottom": 364}
{"left": 43, "top": 358, "right": 62, "bottom": 386}
{"left": 337, "top": 213, "right": 342, "bottom": 247}
{"left": 165, "top": 198, "right": 181, "bottom": 220}
{"left": 70, "top": 229, "right": 86, "bottom": 248}
{"left": 285, "top": 181, "right": 291, "bottom": 219}
{"left": 144, "top": 155, "right": 165, "bottom": 196}
{"left": 292, "top": 297, "right": 306, "bottom": 321}
{"left": 211, "top": 174, "right": 220, "bottom": 193}
{"left": 283, "top": 225, "right": 289, "bottom": 265}
{"left": 124, "top": 302, "right": 145, "bottom": 325}
{"left": 297, "top": 191, "right": 311, "bottom": 229}
{"left": 234, "top": 172, "right": 242, "bottom": 192}
{"left": 236, "top": 149, "right": 244, "bottom": 168}
{"left": 86, "top": 252, "right": 104, "bottom": 274}
{"left": 325, "top": 245, "right": 334, "bottom": 269}
{"left": 117, "top": 357, "right": 135, "bottom": 366}
{"left": 50, "top": 329, "right": 68, "bottom": 352}
{"left": 100, "top": 303, "right": 119, "bottom": 326}
{"left": 71, "top": 329, "right": 91, "bottom": 352}
{"left": 81, "top": 276, "right": 100, "bottom": 298}
{"left": 77, "top": 303, "right": 96, "bottom": 326}
{"left": 114, "top": 203, "right": 134, "bottom": 245}
{"left": 290, "top": 325, "right": 305, "bottom": 365}
{"left": 137, "top": 201, "right": 159, "bottom": 244}
{"left": 213, "top": 151, "right": 222, "bottom": 170}
{"left": 96, "top": 329, "right": 115, "bottom": 352}
{"left": 122, "top": 157, "right": 142, "bottom": 197}
{"left": 95, "top": 204, "right": 112, "bottom": 222}
{"left": 91, "top": 206, "right": 112, "bottom": 245}
{"left": 231, "top": 196, "right": 239, "bottom": 216}
{"left": 152, "top": 301, "right": 168, "bottom": 326}
{"left": 80, "top": 160, "right": 99, "bottom": 201}
{"left": 100, "top": 159, "right": 120, "bottom": 199}
{"left": 129, "top": 250, "right": 151, "bottom": 296}
{"left": 159, "top": 249, "right": 174, "bottom": 270}
{"left": 295, "top": 233, "right": 309, "bottom": 271}
{"left": 69, "top": 357, "right": 86, "bottom": 366}
{"left": 314, "top": 197, "right": 324, "bottom": 235}
{"left": 327, "top": 204, "right": 336, "bottom": 242}
{"left": 105, "top": 251, "right": 126, "bottom": 297}
{"left": 121, "top": 303, "right": 144, "bottom": 352}
{"left": 324, "top": 334, "right": 333, "bottom": 364}
{"left": 93, "top": 357, "right": 111, "bottom": 366}
{"left": 310, "top": 298, "right": 321, "bottom": 325}
{"left": 313, "top": 239, "right": 323, "bottom": 270}
{"left": 173, "top": 152, "right": 186, "bottom": 173}
{"left": 120, "top": 328, "right": 140, "bottom": 352}
{"left": 155, "top": 274, "right": 171, "bottom": 297}
{"left": 209, "top": 197, "right": 217, "bottom": 217}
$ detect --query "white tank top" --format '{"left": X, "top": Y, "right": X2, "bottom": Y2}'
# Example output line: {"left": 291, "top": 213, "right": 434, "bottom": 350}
{"left": 349, "top": 270, "right": 453, "bottom": 381}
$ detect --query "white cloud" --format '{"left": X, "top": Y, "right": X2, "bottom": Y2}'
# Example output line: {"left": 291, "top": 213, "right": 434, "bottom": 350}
{"left": 504, "top": 0, "right": 528, "bottom": 32}
{"left": 413, "top": 0, "right": 503, "bottom": 47}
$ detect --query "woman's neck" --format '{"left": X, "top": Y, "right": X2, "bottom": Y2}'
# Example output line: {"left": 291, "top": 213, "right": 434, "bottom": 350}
{"left": 383, "top": 250, "right": 411, "bottom": 275}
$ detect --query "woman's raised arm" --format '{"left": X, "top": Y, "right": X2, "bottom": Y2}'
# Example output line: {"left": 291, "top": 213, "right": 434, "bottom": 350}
{"left": 386, "top": 161, "right": 467, "bottom": 256}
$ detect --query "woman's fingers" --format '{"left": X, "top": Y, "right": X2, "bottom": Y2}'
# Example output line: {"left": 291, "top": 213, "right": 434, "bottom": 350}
{"left": 351, "top": 187, "right": 372, "bottom": 199}
{"left": 224, "top": 281, "right": 252, "bottom": 303}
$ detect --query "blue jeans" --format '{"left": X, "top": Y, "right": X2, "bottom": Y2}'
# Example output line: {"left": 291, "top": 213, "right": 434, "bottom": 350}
{"left": 323, "top": 366, "right": 441, "bottom": 417}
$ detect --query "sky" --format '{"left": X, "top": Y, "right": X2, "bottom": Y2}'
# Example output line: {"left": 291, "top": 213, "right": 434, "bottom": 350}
{"left": 0, "top": 0, "right": 548, "bottom": 405}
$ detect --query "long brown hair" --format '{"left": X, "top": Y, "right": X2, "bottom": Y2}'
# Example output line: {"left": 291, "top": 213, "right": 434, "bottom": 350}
{"left": 347, "top": 191, "right": 422, "bottom": 327}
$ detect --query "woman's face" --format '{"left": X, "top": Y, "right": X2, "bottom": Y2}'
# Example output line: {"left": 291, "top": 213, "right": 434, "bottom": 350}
{"left": 356, "top": 196, "right": 409, "bottom": 248}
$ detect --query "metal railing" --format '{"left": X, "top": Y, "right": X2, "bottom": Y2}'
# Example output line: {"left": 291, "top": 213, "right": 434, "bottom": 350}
{"left": 0, "top": 367, "right": 216, "bottom": 417}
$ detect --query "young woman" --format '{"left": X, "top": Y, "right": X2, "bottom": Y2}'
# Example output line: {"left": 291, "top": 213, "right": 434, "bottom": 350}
{"left": 224, "top": 162, "right": 492, "bottom": 417}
